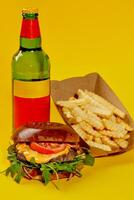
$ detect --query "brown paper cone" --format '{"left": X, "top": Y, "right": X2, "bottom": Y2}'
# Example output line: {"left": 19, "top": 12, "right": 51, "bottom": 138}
{"left": 51, "top": 72, "right": 134, "bottom": 157}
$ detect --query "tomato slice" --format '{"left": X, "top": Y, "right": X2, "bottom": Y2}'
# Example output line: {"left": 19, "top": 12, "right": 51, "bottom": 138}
{"left": 48, "top": 143, "right": 66, "bottom": 153}
{"left": 30, "top": 142, "right": 66, "bottom": 154}
{"left": 30, "top": 142, "right": 55, "bottom": 154}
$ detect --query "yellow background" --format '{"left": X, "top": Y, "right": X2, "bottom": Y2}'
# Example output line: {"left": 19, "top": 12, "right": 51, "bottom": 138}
{"left": 0, "top": 0, "right": 134, "bottom": 199}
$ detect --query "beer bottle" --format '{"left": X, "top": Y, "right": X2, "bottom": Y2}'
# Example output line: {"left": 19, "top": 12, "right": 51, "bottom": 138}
{"left": 12, "top": 8, "right": 50, "bottom": 129}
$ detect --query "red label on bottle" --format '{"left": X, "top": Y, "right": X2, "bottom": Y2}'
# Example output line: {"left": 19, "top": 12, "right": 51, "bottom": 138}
{"left": 14, "top": 95, "right": 50, "bottom": 129}
{"left": 20, "top": 18, "right": 41, "bottom": 38}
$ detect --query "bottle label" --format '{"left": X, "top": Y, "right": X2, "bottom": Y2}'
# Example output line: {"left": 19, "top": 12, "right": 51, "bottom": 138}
{"left": 13, "top": 79, "right": 50, "bottom": 129}
{"left": 14, "top": 79, "right": 50, "bottom": 98}
{"left": 21, "top": 18, "right": 41, "bottom": 39}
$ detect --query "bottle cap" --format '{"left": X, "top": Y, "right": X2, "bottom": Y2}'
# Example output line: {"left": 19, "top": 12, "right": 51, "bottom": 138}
{"left": 22, "top": 8, "right": 38, "bottom": 15}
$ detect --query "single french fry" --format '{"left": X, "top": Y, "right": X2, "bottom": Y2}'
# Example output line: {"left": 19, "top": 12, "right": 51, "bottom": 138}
{"left": 102, "top": 119, "right": 127, "bottom": 136}
{"left": 79, "top": 121, "right": 101, "bottom": 137}
{"left": 56, "top": 98, "right": 89, "bottom": 108}
{"left": 83, "top": 104, "right": 112, "bottom": 118}
{"left": 116, "top": 117, "right": 134, "bottom": 132}
{"left": 114, "top": 108, "right": 125, "bottom": 119}
{"left": 86, "top": 91, "right": 125, "bottom": 119}
{"left": 94, "top": 137, "right": 102, "bottom": 144}
{"left": 110, "top": 115, "right": 116, "bottom": 123}
{"left": 62, "top": 107, "right": 73, "bottom": 119}
{"left": 123, "top": 134, "right": 130, "bottom": 140}
{"left": 88, "top": 135, "right": 94, "bottom": 141}
{"left": 56, "top": 100, "right": 75, "bottom": 108}
{"left": 114, "top": 138, "right": 128, "bottom": 149}
{"left": 72, "top": 124, "right": 111, "bottom": 151}
{"left": 100, "top": 130, "right": 125, "bottom": 139}
{"left": 62, "top": 107, "right": 77, "bottom": 124}
{"left": 102, "top": 136, "right": 119, "bottom": 148}
{"left": 69, "top": 96, "right": 76, "bottom": 101}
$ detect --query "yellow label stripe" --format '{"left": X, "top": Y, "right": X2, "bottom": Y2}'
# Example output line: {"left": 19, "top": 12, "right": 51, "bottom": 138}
{"left": 14, "top": 79, "right": 50, "bottom": 98}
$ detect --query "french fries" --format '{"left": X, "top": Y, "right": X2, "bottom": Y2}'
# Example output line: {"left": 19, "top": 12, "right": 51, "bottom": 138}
{"left": 101, "top": 136, "right": 119, "bottom": 149}
{"left": 83, "top": 104, "right": 112, "bottom": 118}
{"left": 85, "top": 90, "right": 125, "bottom": 119}
{"left": 79, "top": 121, "right": 101, "bottom": 137}
{"left": 102, "top": 119, "right": 128, "bottom": 136}
{"left": 56, "top": 89, "right": 134, "bottom": 154}
{"left": 72, "top": 124, "right": 111, "bottom": 152}
{"left": 114, "top": 139, "right": 128, "bottom": 149}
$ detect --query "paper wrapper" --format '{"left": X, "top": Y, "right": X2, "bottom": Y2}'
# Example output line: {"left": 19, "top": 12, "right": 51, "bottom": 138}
{"left": 51, "top": 72, "right": 134, "bottom": 157}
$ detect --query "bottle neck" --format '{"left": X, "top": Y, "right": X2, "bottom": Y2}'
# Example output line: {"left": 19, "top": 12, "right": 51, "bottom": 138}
{"left": 20, "top": 16, "right": 41, "bottom": 49}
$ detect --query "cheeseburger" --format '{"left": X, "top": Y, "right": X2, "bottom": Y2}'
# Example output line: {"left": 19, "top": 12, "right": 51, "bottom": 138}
{"left": 6, "top": 122, "right": 94, "bottom": 184}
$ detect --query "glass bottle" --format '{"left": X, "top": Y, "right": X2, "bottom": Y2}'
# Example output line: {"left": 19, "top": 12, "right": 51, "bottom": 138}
{"left": 12, "top": 8, "right": 50, "bottom": 129}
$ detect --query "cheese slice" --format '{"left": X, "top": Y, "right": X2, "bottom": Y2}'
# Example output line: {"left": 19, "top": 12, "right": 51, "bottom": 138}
{"left": 16, "top": 143, "right": 70, "bottom": 164}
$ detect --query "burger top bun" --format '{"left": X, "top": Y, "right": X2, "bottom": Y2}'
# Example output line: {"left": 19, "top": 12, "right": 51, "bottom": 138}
{"left": 13, "top": 122, "right": 79, "bottom": 143}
